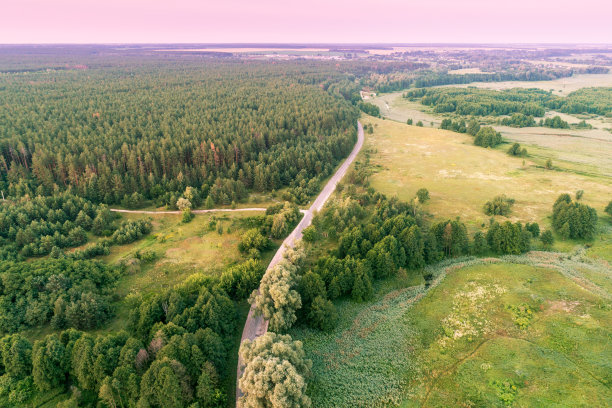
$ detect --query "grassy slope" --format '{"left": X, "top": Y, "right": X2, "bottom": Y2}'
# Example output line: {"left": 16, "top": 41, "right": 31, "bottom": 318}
{"left": 292, "top": 255, "right": 612, "bottom": 407}
{"left": 404, "top": 259, "right": 612, "bottom": 408}
{"left": 361, "top": 116, "right": 612, "bottom": 233}
{"left": 370, "top": 91, "right": 612, "bottom": 177}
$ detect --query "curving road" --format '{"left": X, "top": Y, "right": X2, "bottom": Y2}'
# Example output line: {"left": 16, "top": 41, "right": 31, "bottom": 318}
{"left": 235, "top": 121, "right": 364, "bottom": 404}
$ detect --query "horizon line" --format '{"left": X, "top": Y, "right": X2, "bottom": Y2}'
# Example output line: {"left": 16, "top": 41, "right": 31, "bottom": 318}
{"left": 1, "top": 42, "right": 612, "bottom": 47}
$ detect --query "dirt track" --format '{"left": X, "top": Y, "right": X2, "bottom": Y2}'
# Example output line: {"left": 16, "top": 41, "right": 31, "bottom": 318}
{"left": 235, "top": 121, "right": 364, "bottom": 403}
{"left": 110, "top": 208, "right": 267, "bottom": 214}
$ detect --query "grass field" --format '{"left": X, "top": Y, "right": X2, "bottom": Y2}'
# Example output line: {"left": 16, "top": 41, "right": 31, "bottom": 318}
{"left": 102, "top": 211, "right": 276, "bottom": 333}
{"left": 369, "top": 91, "right": 612, "bottom": 178}
{"left": 360, "top": 116, "right": 612, "bottom": 233}
{"left": 439, "top": 72, "right": 612, "bottom": 96}
{"left": 291, "top": 254, "right": 612, "bottom": 407}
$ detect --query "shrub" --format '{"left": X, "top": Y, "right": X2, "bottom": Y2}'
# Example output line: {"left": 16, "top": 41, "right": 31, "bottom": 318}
{"left": 507, "top": 143, "right": 527, "bottom": 156}
{"left": 416, "top": 188, "right": 430, "bottom": 203}
{"left": 474, "top": 126, "right": 502, "bottom": 148}
{"left": 483, "top": 195, "right": 515, "bottom": 216}
{"left": 542, "top": 115, "right": 569, "bottom": 129}
{"left": 540, "top": 230, "right": 554, "bottom": 247}
{"left": 112, "top": 219, "right": 152, "bottom": 245}
{"left": 545, "top": 159, "right": 553, "bottom": 170}
{"left": 219, "top": 259, "right": 265, "bottom": 300}
{"left": 525, "top": 222, "right": 540, "bottom": 238}
{"left": 238, "top": 229, "right": 270, "bottom": 254}
{"left": 605, "top": 201, "right": 612, "bottom": 218}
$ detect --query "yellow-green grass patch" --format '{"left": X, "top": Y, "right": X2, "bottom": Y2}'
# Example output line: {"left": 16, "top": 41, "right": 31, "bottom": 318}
{"left": 361, "top": 116, "right": 612, "bottom": 232}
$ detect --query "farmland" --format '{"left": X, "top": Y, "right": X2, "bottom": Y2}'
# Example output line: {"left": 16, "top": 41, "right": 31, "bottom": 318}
{"left": 368, "top": 86, "right": 612, "bottom": 179}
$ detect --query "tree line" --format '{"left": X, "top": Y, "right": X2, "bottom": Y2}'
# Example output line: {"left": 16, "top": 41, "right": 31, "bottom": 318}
{"left": 404, "top": 87, "right": 612, "bottom": 117}
{"left": 0, "top": 251, "right": 278, "bottom": 406}
{"left": 0, "top": 192, "right": 152, "bottom": 260}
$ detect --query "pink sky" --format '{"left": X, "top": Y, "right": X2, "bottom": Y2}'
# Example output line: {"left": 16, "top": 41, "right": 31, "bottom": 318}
{"left": 1, "top": 0, "right": 611, "bottom": 44}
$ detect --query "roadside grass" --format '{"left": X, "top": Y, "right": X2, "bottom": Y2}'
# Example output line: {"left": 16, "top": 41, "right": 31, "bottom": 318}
{"left": 291, "top": 256, "right": 612, "bottom": 407}
{"left": 360, "top": 116, "right": 612, "bottom": 234}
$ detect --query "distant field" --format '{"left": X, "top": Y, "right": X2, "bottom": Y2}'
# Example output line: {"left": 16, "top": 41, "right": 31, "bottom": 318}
{"left": 369, "top": 91, "right": 612, "bottom": 178}
{"left": 373, "top": 93, "right": 440, "bottom": 125}
{"left": 447, "top": 67, "right": 486, "bottom": 75}
{"left": 155, "top": 47, "right": 331, "bottom": 53}
{"left": 361, "top": 116, "right": 612, "bottom": 231}
{"left": 438, "top": 72, "right": 612, "bottom": 96}
{"left": 292, "top": 256, "right": 612, "bottom": 407}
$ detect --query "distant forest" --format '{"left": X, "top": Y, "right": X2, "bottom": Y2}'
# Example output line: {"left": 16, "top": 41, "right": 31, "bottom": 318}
{"left": 404, "top": 86, "right": 612, "bottom": 117}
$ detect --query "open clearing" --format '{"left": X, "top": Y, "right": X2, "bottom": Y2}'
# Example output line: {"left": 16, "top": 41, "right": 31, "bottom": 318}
{"left": 291, "top": 255, "right": 612, "bottom": 407}
{"left": 369, "top": 84, "right": 612, "bottom": 179}
{"left": 360, "top": 117, "right": 612, "bottom": 232}
{"left": 22, "top": 211, "right": 274, "bottom": 342}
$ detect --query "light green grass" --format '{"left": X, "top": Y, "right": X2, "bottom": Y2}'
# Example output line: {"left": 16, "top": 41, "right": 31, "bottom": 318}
{"left": 292, "top": 254, "right": 612, "bottom": 407}
{"left": 101, "top": 211, "right": 276, "bottom": 334}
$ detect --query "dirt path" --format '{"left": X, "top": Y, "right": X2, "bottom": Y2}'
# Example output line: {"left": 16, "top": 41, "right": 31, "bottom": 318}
{"left": 110, "top": 208, "right": 268, "bottom": 215}
{"left": 235, "top": 121, "right": 364, "bottom": 404}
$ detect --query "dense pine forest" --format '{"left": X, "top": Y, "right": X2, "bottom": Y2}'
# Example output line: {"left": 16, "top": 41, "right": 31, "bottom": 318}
{"left": 0, "top": 60, "right": 359, "bottom": 206}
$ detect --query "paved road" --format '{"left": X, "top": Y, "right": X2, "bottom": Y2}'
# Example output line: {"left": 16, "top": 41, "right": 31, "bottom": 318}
{"left": 235, "top": 121, "right": 364, "bottom": 403}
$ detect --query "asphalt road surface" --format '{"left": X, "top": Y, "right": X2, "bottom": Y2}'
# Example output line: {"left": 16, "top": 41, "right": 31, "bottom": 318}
{"left": 235, "top": 121, "right": 364, "bottom": 403}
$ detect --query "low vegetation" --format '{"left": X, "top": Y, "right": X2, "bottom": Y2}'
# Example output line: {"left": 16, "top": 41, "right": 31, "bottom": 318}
{"left": 483, "top": 195, "right": 515, "bottom": 216}
{"left": 474, "top": 126, "right": 503, "bottom": 148}
{"left": 292, "top": 256, "right": 612, "bottom": 407}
